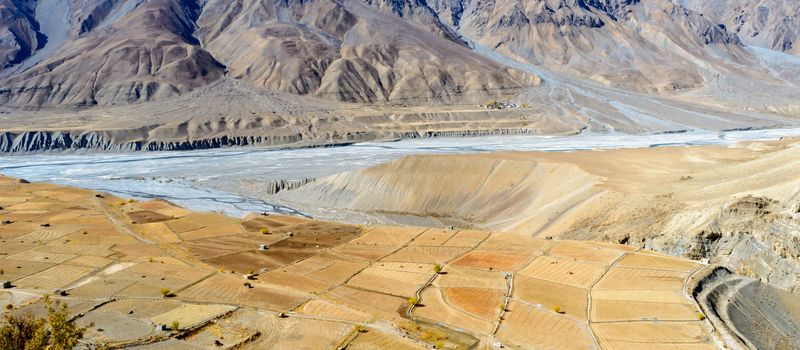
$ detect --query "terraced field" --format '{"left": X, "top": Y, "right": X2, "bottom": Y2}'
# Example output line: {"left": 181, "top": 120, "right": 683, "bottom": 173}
{"left": 0, "top": 176, "right": 721, "bottom": 349}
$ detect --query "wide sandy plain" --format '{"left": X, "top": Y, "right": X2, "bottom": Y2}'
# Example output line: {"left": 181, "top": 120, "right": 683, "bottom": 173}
{"left": 0, "top": 174, "right": 723, "bottom": 349}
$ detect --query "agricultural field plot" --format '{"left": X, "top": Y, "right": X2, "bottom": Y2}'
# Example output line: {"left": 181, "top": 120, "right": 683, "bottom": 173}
{"left": 346, "top": 267, "right": 431, "bottom": 297}
{"left": 382, "top": 246, "right": 470, "bottom": 265}
{"left": 18, "top": 225, "right": 83, "bottom": 241}
{"left": 178, "top": 223, "right": 248, "bottom": 241}
{"left": 0, "top": 259, "right": 52, "bottom": 284}
{"left": 7, "top": 249, "right": 78, "bottom": 264}
{"left": 348, "top": 226, "right": 424, "bottom": 246}
{"left": 477, "top": 233, "right": 552, "bottom": 253}
{"left": 297, "top": 299, "right": 372, "bottom": 322}
{"left": 550, "top": 241, "right": 626, "bottom": 266}
{"left": 179, "top": 234, "right": 283, "bottom": 260}
{"left": 68, "top": 278, "right": 138, "bottom": 299}
{"left": 408, "top": 228, "right": 457, "bottom": 246}
{"left": 204, "top": 250, "right": 287, "bottom": 272}
{"left": 150, "top": 304, "right": 237, "bottom": 330}
{"left": 346, "top": 328, "right": 426, "bottom": 350}
{"left": 240, "top": 214, "right": 310, "bottom": 231}
{"left": 258, "top": 269, "right": 333, "bottom": 293}
{"left": 183, "top": 317, "right": 260, "bottom": 349}
{"left": 591, "top": 298, "right": 698, "bottom": 321}
{"left": 165, "top": 213, "right": 241, "bottom": 234}
{"left": 126, "top": 210, "right": 172, "bottom": 224}
{"left": 496, "top": 300, "right": 597, "bottom": 350}
{"left": 266, "top": 318, "right": 353, "bottom": 350}
{"left": 513, "top": 275, "right": 588, "bottom": 318}
{"left": 414, "top": 287, "right": 495, "bottom": 335}
{"left": 594, "top": 268, "right": 689, "bottom": 291}
{"left": 269, "top": 220, "right": 364, "bottom": 249}
{"left": 179, "top": 274, "right": 309, "bottom": 311}
{"left": 442, "top": 287, "right": 505, "bottom": 319}
{"left": 14, "top": 264, "right": 95, "bottom": 289}
{"left": 616, "top": 252, "right": 702, "bottom": 272}
{"left": 301, "top": 259, "right": 368, "bottom": 286}
{"left": 518, "top": 256, "right": 606, "bottom": 288}
{"left": 96, "top": 298, "right": 183, "bottom": 319}
{"left": 591, "top": 321, "right": 715, "bottom": 350}
{"left": 0, "top": 241, "right": 35, "bottom": 255}
{"left": 434, "top": 267, "right": 507, "bottom": 290}
{"left": 105, "top": 262, "right": 212, "bottom": 289}
{"left": 325, "top": 286, "right": 406, "bottom": 321}
{"left": 137, "top": 222, "right": 181, "bottom": 243}
{"left": 332, "top": 243, "right": 397, "bottom": 261}
{"left": 442, "top": 229, "right": 491, "bottom": 248}
{"left": 450, "top": 250, "right": 538, "bottom": 272}
{"left": 78, "top": 310, "right": 159, "bottom": 344}
{"left": 32, "top": 243, "right": 115, "bottom": 256}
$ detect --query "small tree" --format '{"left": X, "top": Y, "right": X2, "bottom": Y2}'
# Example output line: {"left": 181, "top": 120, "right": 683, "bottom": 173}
{"left": 260, "top": 228, "right": 270, "bottom": 235}
{"left": 0, "top": 296, "right": 86, "bottom": 349}
{"left": 552, "top": 306, "right": 563, "bottom": 314}
{"left": 432, "top": 264, "right": 442, "bottom": 274}
{"left": 170, "top": 321, "right": 180, "bottom": 331}
{"left": 159, "top": 288, "right": 172, "bottom": 298}
{"left": 407, "top": 297, "right": 418, "bottom": 307}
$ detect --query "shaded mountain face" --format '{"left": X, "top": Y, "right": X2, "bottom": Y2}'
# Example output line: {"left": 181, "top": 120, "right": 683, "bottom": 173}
{"left": 683, "top": 0, "right": 800, "bottom": 55}
{"left": 0, "top": 0, "right": 796, "bottom": 108}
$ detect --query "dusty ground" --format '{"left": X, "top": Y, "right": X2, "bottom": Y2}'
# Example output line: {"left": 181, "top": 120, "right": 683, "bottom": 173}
{"left": 0, "top": 175, "right": 730, "bottom": 349}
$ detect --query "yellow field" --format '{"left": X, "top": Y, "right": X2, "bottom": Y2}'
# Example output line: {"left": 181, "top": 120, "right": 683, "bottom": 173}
{"left": 497, "top": 300, "right": 596, "bottom": 350}
{"left": 15, "top": 264, "right": 95, "bottom": 289}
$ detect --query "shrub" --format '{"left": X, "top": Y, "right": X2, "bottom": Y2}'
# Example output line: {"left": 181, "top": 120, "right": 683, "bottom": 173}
{"left": 696, "top": 312, "right": 706, "bottom": 320}
{"left": 170, "top": 321, "right": 180, "bottom": 331}
{"left": 433, "top": 264, "right": 442, "bottom": 274}
{"left": 260, "top": 228, "right": 270, "bottom": 234}
{"left": 406, "top": 297, "right": 418, "bottom": 306}
{"left": 434, "top": 341, "right": 445, "bottom": 349}
{"left": 159, "top": 288, "right": 172, "bottom": 298}
{"left": 243, "top": 282, "right": 252, "bottom": 288}
{"left": 552, "top": 306, "right": 563, "bottom": 314}
{"left": 0, "top": 296, "right": 86, "bottom": 349}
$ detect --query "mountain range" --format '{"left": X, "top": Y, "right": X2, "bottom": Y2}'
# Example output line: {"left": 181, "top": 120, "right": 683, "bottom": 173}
{"left": 0, "top": 0, "right": 799, "bottom": 151}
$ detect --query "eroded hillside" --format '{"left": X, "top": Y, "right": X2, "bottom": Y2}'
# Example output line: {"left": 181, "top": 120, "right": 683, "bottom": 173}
{"left": 277, "top": 137, "right": 800, "bottom": 294}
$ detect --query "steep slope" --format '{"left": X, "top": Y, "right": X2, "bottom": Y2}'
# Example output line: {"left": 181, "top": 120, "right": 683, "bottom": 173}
{"left": 196, "top": 0, "right": 537, "bottom": 104}
{"left": 437, "top": 0, "right": 753, "bottom": 92}
{"left": 0, "top": 0, "right": 226, "bottom": 107}
{"left": 0, "top": 0, "right": 41, "bottom": 68}
{"left": 684, "top": 0, "right": 800, "bottom": 55}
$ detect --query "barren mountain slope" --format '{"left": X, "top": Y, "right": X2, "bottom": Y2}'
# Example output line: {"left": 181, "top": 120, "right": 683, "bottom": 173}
{"left": 0, "top": 0, "right": 226, "bottom": 107}
{"left": 433, "top": 0, "right": 751, "bottom": 92}
{"left": 196, "top": 0, "right": 538, "bottom": 104}
{"left": 684, "top": 0, "right": 800, "bottom": 55}
{"left": 277, "top": 138, "right": 800, "bottom": 293}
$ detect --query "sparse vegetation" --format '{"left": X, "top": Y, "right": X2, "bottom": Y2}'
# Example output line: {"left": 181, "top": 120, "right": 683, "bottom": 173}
{"left": 159, "top": 288, "right": 173, "bottom": 298}
{"left": 0, "top": 296, "right": 86, "bottom": 350}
